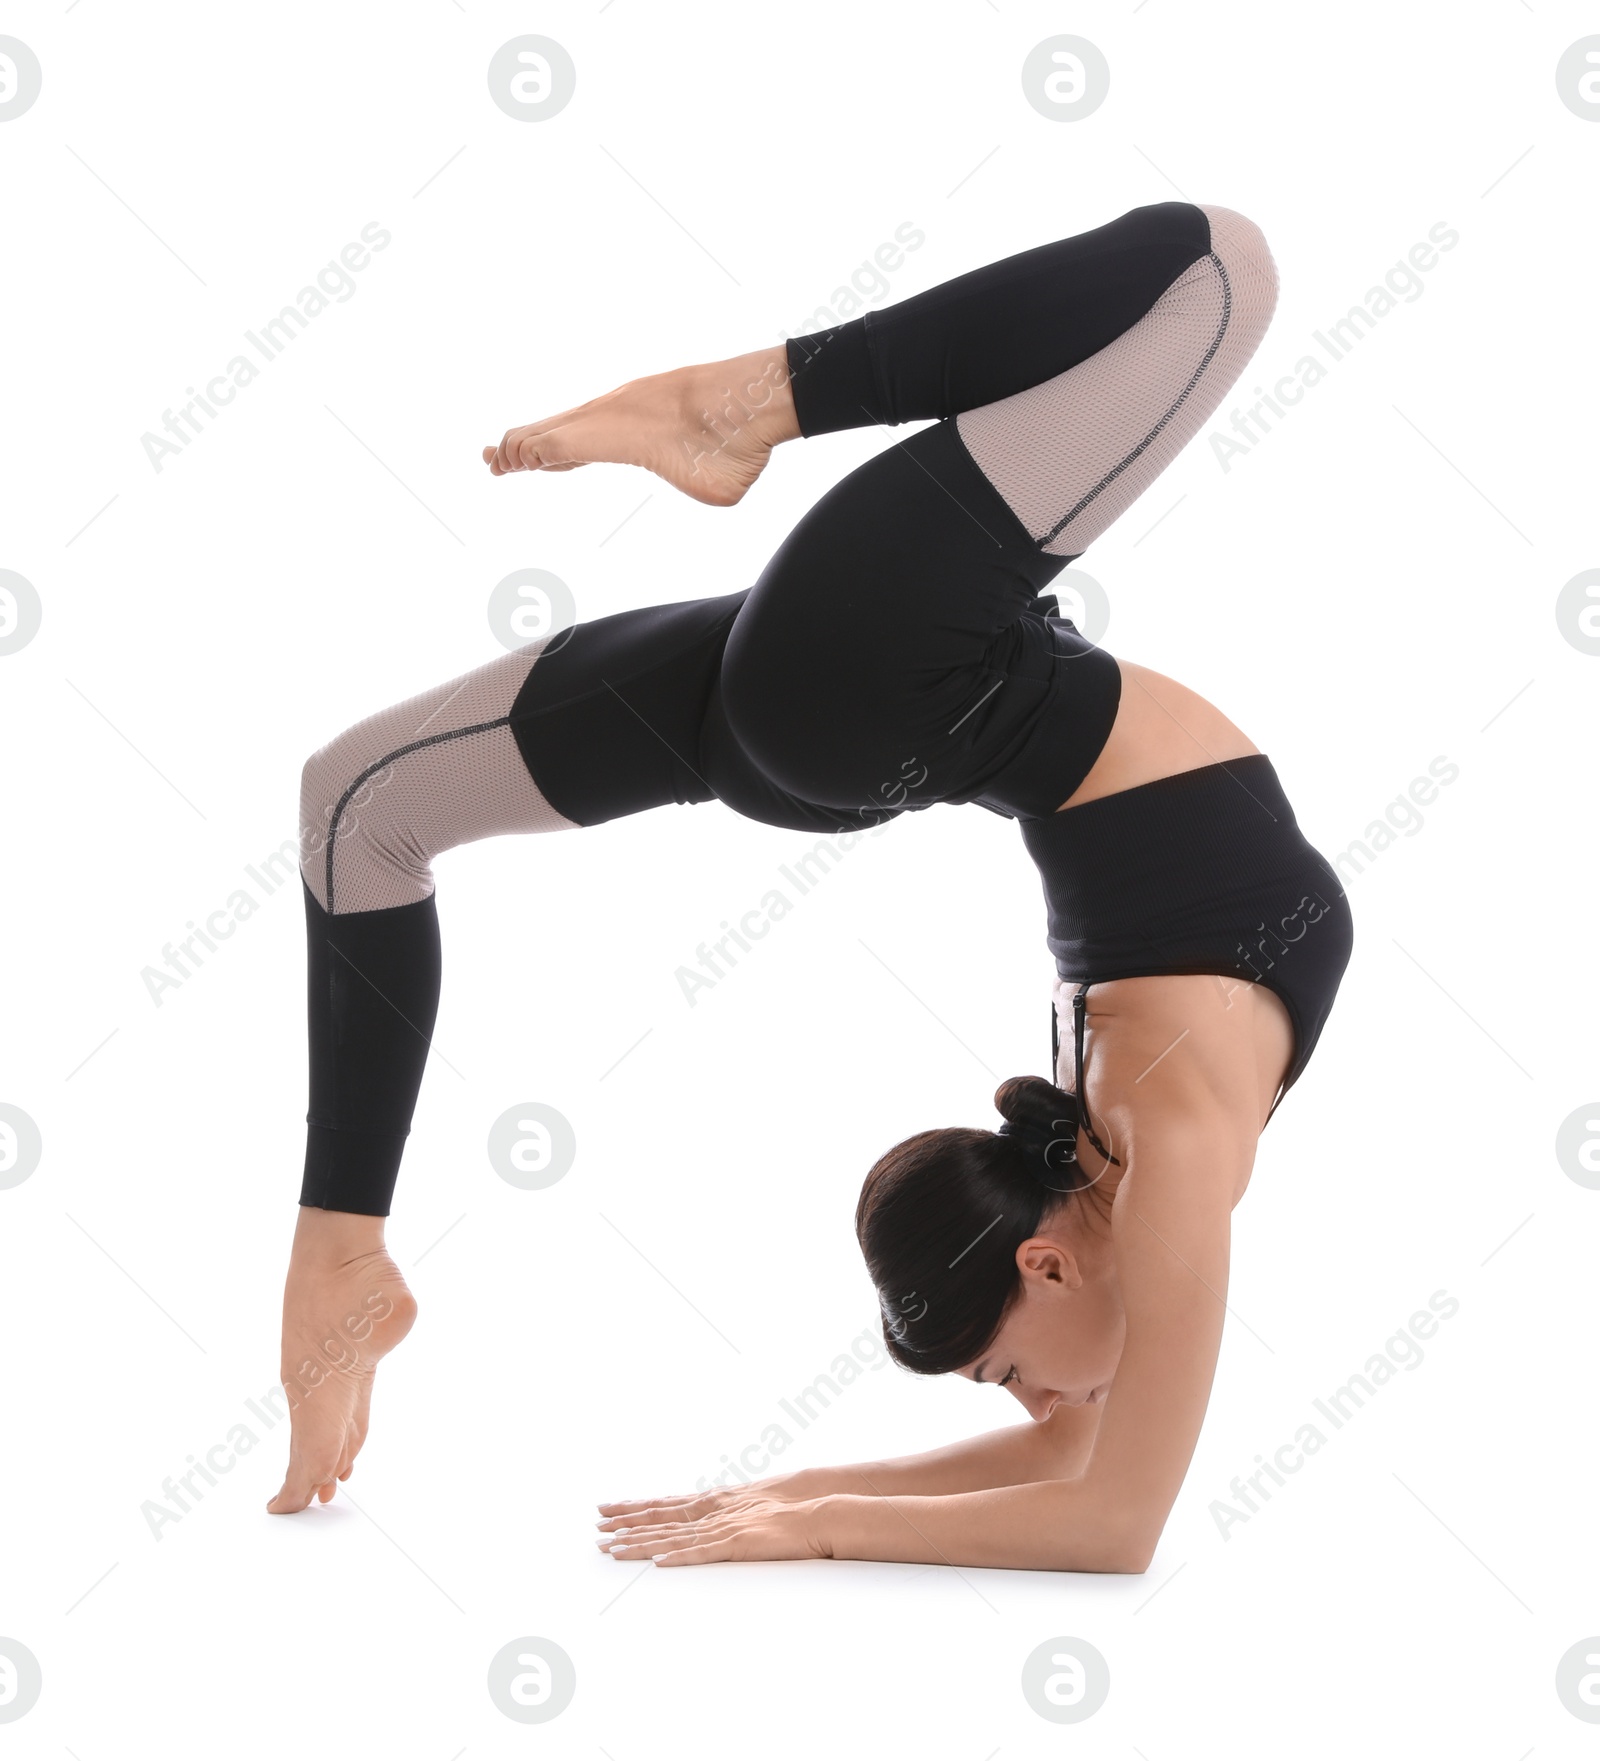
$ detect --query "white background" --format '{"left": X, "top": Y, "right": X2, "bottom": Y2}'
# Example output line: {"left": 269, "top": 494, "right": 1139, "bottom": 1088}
{"left": 2, "top": 0, "right": 1597, "bottom": 1753}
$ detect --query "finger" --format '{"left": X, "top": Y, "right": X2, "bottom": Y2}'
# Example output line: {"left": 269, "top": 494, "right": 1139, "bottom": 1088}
{"left": 602, "top": 1522, "right": 710, "bottom": 1556}
{"left": 596, "top": 1505, "right": 705, "bottom": 1532}
{"left": 596, "top": 1502, "right": 693, "bottom": 1528}
{"left": 599, "top": 1524, "right": 686, "bottom": 1546}
{"left": 652, "top": 1542, "right": 726, "bottom": 1567}
{"left": 599, "top": 1527, "right": 684, "bottom": 1554}
{"left": 597, "top": 1493, "right": 701, "bottom": 1516}
{"left": 604, "top": 1538, "right": 682, "bottom": 1559}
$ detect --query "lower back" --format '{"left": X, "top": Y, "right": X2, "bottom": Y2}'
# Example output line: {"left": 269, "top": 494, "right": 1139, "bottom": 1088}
{"left": 1057, "top": 657, "right": 1260, "bottom": 812}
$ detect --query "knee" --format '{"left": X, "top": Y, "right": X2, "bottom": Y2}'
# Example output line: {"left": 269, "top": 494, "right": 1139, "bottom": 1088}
{"left": 298, "top": 726, "right": 403, "bottom": 912}
{"left": 298, "top": 735, "right": 348, "bottom": 908}
{"left": 1197, "top": 205, "right": 1280, "bottom": 323}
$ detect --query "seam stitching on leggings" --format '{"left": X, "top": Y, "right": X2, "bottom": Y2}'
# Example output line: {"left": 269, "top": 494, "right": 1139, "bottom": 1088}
{"left": 862, "top": 309, "right": 895, "bottom": 426}
{"left": 324, "top": 716, "right": 512, "bottom": 914}
{"left": 1035, "top": 250, "right": 1233, "bottom": 550}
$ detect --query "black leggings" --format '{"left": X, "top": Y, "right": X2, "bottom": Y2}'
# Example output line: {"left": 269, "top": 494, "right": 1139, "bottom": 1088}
{"left": 298, "top": 200, "right": 1281, "bottom": 1214}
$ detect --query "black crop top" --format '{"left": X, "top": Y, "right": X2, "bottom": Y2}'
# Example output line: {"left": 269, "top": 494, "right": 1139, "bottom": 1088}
{"left": 1029, "top": 753, "right": 1354, "bottom": 1128}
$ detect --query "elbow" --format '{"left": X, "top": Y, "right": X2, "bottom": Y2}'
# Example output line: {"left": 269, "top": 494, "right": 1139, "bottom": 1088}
{"left": 1101, "top": 1511, "right": 1161, "bottom": 1574}
{"left": 1037, "top": 1538, "right": 1153, "bottom": 1576}
{"left": 1043, "top": 1495, "right": 1160, "bottom": 1574}
{"left": 1104, "top": 1537, "right": 1157, "bottom": 1575}
{"left": 1071, "top": 1529, "right": 1155, "bottom": 1575}
{"left": 1028, "top": 1478, "right": 1165, "bottom": 1572}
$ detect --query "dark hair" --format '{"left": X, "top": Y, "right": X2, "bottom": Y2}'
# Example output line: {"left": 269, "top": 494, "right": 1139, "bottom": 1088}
{"left": 854, "top": 1075, "right": 1108, "bottom": 1375}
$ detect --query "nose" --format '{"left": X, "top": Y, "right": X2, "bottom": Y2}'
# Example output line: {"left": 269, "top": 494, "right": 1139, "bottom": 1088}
{"left": 1012, "top": 1386, "right": 1063, "bottom": 1422}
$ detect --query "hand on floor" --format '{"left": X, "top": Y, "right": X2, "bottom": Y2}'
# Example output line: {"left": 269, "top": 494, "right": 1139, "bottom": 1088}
{"left": 596, "top": 1485, "right": 832, "bottom": 1565}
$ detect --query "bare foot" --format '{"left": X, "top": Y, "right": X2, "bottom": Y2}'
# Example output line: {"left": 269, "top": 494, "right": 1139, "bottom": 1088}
{"left": 482, "top": 344, "right": 800, "bottom": 507}
{"left": 268, "top": 1208, "right": 416, "bottom": 1515}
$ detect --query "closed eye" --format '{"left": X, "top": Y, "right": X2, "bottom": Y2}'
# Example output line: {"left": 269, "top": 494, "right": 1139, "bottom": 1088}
{"left": 998, "top": 1365, "right": 1018, "bottom": 1388}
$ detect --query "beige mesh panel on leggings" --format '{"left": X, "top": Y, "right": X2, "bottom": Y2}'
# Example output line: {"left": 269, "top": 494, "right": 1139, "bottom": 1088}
{"left": 956, "top": 206, "right": 1279, "bottom": 557}
{"left": 299, "top": 637, "right": 578, "bottom": 915}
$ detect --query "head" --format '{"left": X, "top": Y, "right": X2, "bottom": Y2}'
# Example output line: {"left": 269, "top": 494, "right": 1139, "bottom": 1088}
{"left": 854, "top": 1075, "right": 1125, "bottom": 1419}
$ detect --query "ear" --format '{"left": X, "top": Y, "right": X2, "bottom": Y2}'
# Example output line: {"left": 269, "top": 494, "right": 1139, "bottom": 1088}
{"left": 1015, "top": 1235, "right": 1081, "bottom": 1289}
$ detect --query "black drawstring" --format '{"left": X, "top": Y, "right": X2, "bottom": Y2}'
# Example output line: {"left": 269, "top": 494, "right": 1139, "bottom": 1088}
{"left": 1055, "top": 982, "right": 1121, "bottom": 1168}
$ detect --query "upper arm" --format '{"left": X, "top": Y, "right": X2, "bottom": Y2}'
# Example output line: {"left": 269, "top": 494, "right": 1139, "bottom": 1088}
{"left": 1078, "top": 1109, "right": 1251, "bottom": 1563}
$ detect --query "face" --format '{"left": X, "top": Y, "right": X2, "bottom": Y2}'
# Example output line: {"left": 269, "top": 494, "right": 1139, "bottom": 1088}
{"left": 957, "top": 1206, "right": 1125, "bottom": 1420}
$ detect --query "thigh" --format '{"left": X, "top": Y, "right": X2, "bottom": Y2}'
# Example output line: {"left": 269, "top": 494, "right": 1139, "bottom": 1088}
{"left": 720, "top": 416, "right": 1069, "bottom": 813}
{"left": 721, "top": 206, "right": 1278, "bottom": 819}
{"left": 957, "top": 205, "right": 1279, "bottom": 557}
{"left": 508, "top": 590, "right": 882, "bottom": 835}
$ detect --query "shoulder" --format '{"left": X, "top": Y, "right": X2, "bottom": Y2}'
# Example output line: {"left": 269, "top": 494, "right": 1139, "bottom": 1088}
{"left": 1074, "top": 973, "right": 1281, "bottom": 1178}
{"left": 1110, "top": 1102, "right": 1256, "bottom": 1223}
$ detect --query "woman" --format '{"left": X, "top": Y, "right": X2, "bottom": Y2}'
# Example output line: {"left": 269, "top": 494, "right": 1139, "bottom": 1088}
{"left": 272, "top": 200, "right": 1354, "bottom": 1574}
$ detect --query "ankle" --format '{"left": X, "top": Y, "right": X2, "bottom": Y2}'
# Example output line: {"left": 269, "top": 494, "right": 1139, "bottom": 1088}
{"left": 680, "top": 347, "right": 800, "bottom": 451}
{"left": 290, "top": 1204, "right": 390, "bottom": 1272}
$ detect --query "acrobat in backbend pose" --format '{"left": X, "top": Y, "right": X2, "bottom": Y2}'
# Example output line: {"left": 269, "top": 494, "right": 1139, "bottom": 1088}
{"left": 271, "top": 200, "right": 1353, "bottom": 1575}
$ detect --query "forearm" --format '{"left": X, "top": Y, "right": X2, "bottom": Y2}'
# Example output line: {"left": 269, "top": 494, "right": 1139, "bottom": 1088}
{"left": 772, "top": 1407, "right": 1099, "bottom": 1500}
{"left": 819, "top": 1476, "right": 1150, "bottom": 1574}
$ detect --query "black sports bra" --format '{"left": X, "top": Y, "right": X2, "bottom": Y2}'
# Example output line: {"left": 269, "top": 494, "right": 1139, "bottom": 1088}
{"left": 1031, "top": 754, "right": 1354, "bottom": 1130}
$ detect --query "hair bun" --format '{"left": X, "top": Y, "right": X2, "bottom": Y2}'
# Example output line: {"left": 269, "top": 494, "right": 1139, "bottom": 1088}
{"left": 994, "top": 1072, "right": 1066, "bottom": 1123}
{"left": 993, "top": 1074, "right": 1083, "bottom": 1178}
